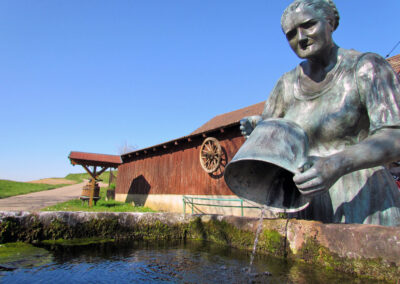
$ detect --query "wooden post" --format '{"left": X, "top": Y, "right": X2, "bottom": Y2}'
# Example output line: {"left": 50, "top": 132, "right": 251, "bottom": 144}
{"left": 82, "top": 165, "right": 96, "bottom": 208}
{"left": 81, "top": 164, "right": 109, "bottom": 208}
{"left": 89, "top": 166, "right": 97, "bottom": 207}
{"left": 109, "top": 169, "right": 115, "bottom": 187}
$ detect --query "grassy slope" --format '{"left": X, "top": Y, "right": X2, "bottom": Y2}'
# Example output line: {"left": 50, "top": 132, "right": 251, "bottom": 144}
{"left": 0, "top": 180, "right": 68, "bottom": 199}
{"left": 0, "top": 170, "right": 116, "bottom": 199}
{"left": 41, "top": 187, "right": 154, "bottom": 213}
{"left": 0, "top": 171, "right": 152, "bottom": 213}
{"left": 65, "top": 170, "right": 117, "bottom": 184}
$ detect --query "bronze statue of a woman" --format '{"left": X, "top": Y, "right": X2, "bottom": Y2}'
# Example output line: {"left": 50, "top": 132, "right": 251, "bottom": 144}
{"left": 239, "top": 0, "right": 400, "bottom": 226}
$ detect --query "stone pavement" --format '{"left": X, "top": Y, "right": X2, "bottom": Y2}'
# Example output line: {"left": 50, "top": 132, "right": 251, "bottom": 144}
{"left": 0, "top": 182, "right": 87, "bottom": 211}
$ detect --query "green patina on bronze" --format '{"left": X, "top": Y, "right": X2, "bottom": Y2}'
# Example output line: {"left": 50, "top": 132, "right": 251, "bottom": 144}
{"left": 225, "top": 0, "right": 400, "bottom": 226}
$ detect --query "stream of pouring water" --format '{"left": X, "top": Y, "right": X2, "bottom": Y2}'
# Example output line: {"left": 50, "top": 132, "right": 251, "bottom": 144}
{"left": 248, "top": 205, "right": 266, "bottom": 272}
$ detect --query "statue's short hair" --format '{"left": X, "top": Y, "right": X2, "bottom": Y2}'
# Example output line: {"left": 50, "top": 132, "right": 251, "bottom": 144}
{"left": 281, "top": 0, "right": 340, "bottom": 31}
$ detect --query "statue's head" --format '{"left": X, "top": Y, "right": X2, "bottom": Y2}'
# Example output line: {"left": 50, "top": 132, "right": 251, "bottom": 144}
{"left": 281, "top": 0, "right": 340, "bottom": 59}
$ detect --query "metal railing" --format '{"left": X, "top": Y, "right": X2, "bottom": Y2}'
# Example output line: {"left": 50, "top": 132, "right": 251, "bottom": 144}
{"left": 182, "top": 196, "right": 260, "bottom": 217}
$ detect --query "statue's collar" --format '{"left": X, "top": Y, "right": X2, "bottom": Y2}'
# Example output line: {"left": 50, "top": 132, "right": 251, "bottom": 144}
{"left": 293, "top": 51, "right": 345, "bottom": 101}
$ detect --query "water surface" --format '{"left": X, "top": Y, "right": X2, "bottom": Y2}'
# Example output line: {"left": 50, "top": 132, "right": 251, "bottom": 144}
{"left": 0, "top": 240, "right": 374, "bottom": 283}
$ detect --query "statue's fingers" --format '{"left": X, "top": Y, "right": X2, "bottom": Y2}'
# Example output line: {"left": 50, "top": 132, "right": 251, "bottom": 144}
{"left": 293, "top": 168, "right": 317, "bottom": 184}
{"left": 298, "top": 161, "right": 313, "bottom": 173}
{"left": 296, "top": 180, "right": 322, "bottom": 190}
{"left": 239, "top": 118, "right": 248, "bottom": 125}
{"left": 295, "top": 175, "right": 324, "bottom": 191}
{"left": 298, "top": 185, "right": 326, "bottom": 196}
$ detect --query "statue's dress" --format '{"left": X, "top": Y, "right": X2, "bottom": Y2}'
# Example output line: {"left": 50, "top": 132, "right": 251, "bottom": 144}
{"left": 263, "top": 48, "right": 400, "bottom": 226}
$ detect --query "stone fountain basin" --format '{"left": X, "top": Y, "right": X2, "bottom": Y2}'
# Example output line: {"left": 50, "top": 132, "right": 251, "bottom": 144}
{"left": 0, "top": 211, "right": 398, "bottom": 282}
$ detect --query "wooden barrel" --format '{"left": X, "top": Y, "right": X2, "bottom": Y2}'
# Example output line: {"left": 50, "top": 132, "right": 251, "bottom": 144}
{"left": 81, "top": 183, "right": 100, "bottom": 197}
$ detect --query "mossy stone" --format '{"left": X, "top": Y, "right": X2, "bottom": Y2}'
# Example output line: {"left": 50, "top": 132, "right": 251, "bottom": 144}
{"left": 0, "top": 242, "right": 52, "bottom": 268}
{"left": 298, "top": 237, "right": 400, "bottom": 282}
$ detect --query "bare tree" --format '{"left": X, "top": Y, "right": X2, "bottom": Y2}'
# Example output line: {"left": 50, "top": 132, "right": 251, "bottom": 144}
{"left": 118, "top": 141, "right": 138, "bottom": 155}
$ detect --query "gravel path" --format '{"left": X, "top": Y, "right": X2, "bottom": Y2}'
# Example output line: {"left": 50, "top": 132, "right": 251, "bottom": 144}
{"left": 0, "top": 182, "right": 86, "bottom": 211}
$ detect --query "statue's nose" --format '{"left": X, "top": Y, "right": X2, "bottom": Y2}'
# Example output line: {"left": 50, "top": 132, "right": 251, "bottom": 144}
{"left": 298, "top": 29, "right": 307, "bottom": 41}
{"left": 297, "top": 30, "right": 309, "bottom": 48}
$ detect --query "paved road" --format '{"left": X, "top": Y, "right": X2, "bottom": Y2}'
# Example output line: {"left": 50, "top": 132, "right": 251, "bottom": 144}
{"left": 0, "top": 182, "right": 87, "bottom": 211}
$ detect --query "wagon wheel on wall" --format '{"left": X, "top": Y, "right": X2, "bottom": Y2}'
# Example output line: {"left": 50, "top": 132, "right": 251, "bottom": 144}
{"left": 199, "top": 137, "right": 222, "bottom": 173}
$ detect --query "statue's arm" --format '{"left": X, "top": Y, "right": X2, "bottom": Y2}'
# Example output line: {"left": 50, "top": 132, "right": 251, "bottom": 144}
{"left": 294, "top": 128, "right": 400, "bottom": 196}
{"left": 294, "top": 53, "right": 400, "bottom": 195}
{"left": 261, "top": 77, "right": 286, "bottom": 120}
{"left": 240, "top": 77, "right": 286, "bottom": 137}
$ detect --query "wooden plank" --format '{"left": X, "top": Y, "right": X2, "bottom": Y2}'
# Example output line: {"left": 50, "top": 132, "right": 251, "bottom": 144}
{"left": 82, "top": 165, "right": 95, "bottom": 179}
{"left": 116, "top": 131, "right": 244, "bottom": 196}
{"left": 96, "top": 166, "right": 108, "bottom": 178}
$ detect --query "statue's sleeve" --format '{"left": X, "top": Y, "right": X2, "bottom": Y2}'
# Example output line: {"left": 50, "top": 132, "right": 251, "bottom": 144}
{"left": 356, "top": 53, "right": 400, "bottom": 134}
{"left": 262, "top": 76, "right": 286, "bottom": 119}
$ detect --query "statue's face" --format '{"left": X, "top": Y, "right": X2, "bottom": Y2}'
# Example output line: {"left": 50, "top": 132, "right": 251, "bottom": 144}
{"left": 282, "top": 6, "right": 334, "bottom": 59}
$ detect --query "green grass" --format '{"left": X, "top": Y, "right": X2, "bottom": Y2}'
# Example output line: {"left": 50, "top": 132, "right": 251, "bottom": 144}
{"left": 0, "top": 180, "right": 69, "bottom": 199}
{"left": 0, "top": 170, "right": 116, "bottom": 199}
{"left": 0, "top": 171, "right": 148, "bottom": 213}
{"left": 65, "top": 170, "right": 117, "bottom": 184}
{"left": 41, "top": 187, "right": 155, "bottom": 213}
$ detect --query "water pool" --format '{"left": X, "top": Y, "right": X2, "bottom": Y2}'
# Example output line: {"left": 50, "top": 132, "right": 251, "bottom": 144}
{"left": 0, "top": 240, "right": 373, "bottom": 283}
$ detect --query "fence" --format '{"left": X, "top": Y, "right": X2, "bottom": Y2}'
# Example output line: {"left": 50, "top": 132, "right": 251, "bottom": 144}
{"left": 182, "top": 196, "right": 260, "bottom": 217}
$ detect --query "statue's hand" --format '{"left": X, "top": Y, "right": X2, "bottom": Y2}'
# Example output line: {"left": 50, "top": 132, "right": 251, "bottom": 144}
{"left": 239, "top": 116, "right": 262, "bottom": 138}
{"left": 293, "top": 156, "right": 344, "bottom": 197}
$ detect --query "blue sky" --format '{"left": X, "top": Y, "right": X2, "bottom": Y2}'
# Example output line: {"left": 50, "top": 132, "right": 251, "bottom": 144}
{"left": 0, "top": 0, "right": 399, "bottom": 181}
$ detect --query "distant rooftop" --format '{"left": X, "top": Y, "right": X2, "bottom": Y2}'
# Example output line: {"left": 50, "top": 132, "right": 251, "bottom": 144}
{"left": 191, "top": 102, "right": 264, "bottom": 135}
{"left": 69, "top": 151, "right": 122, "bottom": 168}
{"left": 387, "top": 53, "right": 400, "bottom": 75}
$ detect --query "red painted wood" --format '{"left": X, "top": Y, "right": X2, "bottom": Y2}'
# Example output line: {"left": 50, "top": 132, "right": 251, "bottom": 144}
{"left": 116, "top": 130, "right": 245, "bottom": 196}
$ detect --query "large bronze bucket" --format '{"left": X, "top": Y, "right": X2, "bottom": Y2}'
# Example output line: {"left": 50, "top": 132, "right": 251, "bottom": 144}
{"left": 224, "top": 118, "right": 311, "bottom": 213}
